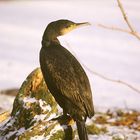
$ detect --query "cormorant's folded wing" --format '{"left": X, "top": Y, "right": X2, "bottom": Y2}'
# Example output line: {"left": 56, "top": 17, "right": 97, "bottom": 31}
{"left": 40, "top": 44, "right": 94, "bottom": 117}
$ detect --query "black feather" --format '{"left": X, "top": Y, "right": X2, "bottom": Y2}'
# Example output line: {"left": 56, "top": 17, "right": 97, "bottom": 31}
{"left": 40, "top": 19, "right": 94, "bottom": 140}
{"left": 76, "top": 120, "right": 88, "bottom": 140}
{"left": 40, "top": 42, "right": 94, "bottom": 119}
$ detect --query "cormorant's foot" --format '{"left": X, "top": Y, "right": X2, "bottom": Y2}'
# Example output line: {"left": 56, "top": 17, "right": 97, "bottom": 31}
{"left": 51, "top": 114, "right": 74, "bottom": 126}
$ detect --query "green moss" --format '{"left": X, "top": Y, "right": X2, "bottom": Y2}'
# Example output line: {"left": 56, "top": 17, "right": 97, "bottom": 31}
{"left": 49, "top": 130, "right": 64, "bottom": 140}
{"left": 86, "top": 123, "right": 107, "bottom": 135}
{"left": 0, "top": 68, "right": 60, "bottom": 139}
{"left": 112, "top": 136, "right": 124, "bottom": 140}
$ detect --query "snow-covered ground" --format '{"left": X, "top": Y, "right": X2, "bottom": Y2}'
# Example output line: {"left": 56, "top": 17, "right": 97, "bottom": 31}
{"left": 0, "top": 0, "right": 140, "bottom": 111}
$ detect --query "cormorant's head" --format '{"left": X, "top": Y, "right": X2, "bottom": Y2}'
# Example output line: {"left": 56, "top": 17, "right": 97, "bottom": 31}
{"left": 43, "top": 19, "right": 90, "bottom": 41}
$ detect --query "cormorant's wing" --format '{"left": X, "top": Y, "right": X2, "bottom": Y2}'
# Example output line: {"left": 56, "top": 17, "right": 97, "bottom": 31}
{"left": 40, "top": 44, "right": 94, "bottom": 118}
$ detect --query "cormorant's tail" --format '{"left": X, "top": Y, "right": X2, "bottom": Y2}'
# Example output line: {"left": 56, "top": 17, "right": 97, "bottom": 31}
{"left": 76, "top": 120, "right": 88, "bottom": 140}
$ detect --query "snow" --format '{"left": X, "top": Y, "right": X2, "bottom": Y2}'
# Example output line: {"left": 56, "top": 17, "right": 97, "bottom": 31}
{"left": 46, "top": 113, "right": 58, "bottom": 121}
{"left": 33, "top": 114, "right": 46, "bottom": 122}
{"left": 0, "top": 0, "right": 140, "bottom": 112}
{"left": 39, "top": 99, "right": 51, "bottom": 112}
{"left": 22, "top": 96, "right": 38, "bottom": 109}
{"left": 23, "top": 97, "right": 37, "bottom": 104}
{"left": 0, "top": 94, "right": 14, "bottom": 112}
{"left": 16, "top": 127, "right": 26, "bottom": 136}
{"left": 33, "top": 113, "right": 57, "bottom": 123}
{"left": 89, "top": 135, "right": 112, "bottom": 140}
{"left": 46, "top": 124, "right": 63, "bottom": 140}
{"left": 22, "top": 97, "right": 52, "bottom": 111}
{"left": 30, "top": 135, "right": 45, "bottom": 140}
{"left": 89, "top": 125, "right": 140, "bottom": 140}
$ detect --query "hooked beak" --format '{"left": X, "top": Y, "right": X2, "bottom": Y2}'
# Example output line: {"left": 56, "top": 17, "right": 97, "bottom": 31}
{"left": 75, "top": 22, "right": 91, "bottom": 28}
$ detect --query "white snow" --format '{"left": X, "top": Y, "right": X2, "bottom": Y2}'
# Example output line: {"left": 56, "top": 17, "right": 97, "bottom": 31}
{"left": 22, "top": 96, "right": 37, "bottom": 109}
{"left": 22, "top": 97, "right": 52, "bottom": 111}
{"left": 39, "top": 99, "right": 51, "bottom": 112}
{"left": 89, "top": 135, "right": 112, "bottom": 140}
{"left": 89, "top": 125, "right": 140, "bottom": 140}
{"left": 0, "top": 94, "right": 14, "bottom": 112}
{"left": 0, "top": 0, "right": 140, "bottom": 112}
{"left": 16, "top": 127, "right": 26, "bottom": 136}
{"left": 46, "top": 113, "right": 58, "bottom": 121}
{"left": 23, "top": 97, "right": 37, "bottom": 103}
{"left": 46, "top": 124, "right": 63, "bottom": 140}
{"left": 33, "top": 114, "right": 46, "bottom": 122}
{"left": 30, "top": 135, "right": 45, "bottom": 140}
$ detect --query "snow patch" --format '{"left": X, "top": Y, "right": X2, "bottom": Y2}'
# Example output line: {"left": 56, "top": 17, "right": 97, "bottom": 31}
{"left": 39, "top": 99, "right": 51, "bottom": 112}
{"left": 61, "top": 124, "right": 68, "bottom": 129}
{"left": 46, "top": 124, "right": 63, "bottom": 139}
{"left": 46, "top": 113, "right": 57, "bottom": 121}
{"left": 33, "top": 114, "right": 46, "bottom": 122}
{"left": 23, "top": 97, "right": 37, "bottom": 103}
{"left": 16, "top": 127, "right": 26, "bottom": 136}
{"left": 30, "top": 134, "right": 45, "bottom": 140}
{"left": 22, "top": 97, "right": 38, "bottom": 109}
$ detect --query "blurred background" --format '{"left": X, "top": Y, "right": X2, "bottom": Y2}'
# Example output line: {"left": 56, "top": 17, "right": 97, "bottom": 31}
{"left": 0, "top": 0, "right": 140, "bottom": 112}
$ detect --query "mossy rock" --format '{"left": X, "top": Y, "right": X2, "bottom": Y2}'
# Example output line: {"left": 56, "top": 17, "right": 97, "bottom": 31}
{"left": 0, "top": 68, "right": 74, "bottom": 140}
{"left": 0, "top": 112, "right": 10, "bottom": 124}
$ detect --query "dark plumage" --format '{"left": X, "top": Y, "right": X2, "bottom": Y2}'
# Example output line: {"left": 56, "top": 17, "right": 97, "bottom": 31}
{"left": 40, "top": 19, "right": 94, "bottom": 140}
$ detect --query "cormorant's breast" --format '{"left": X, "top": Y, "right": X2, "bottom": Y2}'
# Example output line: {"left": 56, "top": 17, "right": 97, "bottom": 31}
{"left": 40, "top": 41, "right": 94, "bottom": 119}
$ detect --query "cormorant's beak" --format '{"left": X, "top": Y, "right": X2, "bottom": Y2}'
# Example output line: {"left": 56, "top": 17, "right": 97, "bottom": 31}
{"left": 60, "top": 22, "right": 90, "bottom": 35}
{"left": 75, "top": 22, "right": 91, "bottom": 28}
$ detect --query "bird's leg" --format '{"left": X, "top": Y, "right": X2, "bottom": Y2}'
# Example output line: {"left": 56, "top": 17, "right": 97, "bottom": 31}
{"left": 51, "top": 110, "right": 68, "bottom": 121}
{"left": 62, "top": 110, "right": 74, "bottom": 126}
{"left": 51, "top": 110, "right": 74, "bottom": 126}
{"left": 63, "top": 110, "right": 68, "bottom": 117}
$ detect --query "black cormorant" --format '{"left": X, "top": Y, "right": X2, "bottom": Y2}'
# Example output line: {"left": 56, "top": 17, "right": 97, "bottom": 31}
{"left": 40, "top": 19, "right": 94, "bottom": 140}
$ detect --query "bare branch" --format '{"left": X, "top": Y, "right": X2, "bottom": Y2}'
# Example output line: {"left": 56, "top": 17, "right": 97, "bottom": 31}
{"left": 96, "top": 23, "right": 130, "bottom": 34}
{"left": 82, "top": 63, "right": 140, "bottom": 94}
{"left": 65, "top": 42, "right": 140, "bottom": 94}
{"left": 93, "top": 23, "right": 140, "bottom": 40}
{"left": 91, "top": 0, "right": 140, "bottom": 40}
{"left": 92, "top": 22, "right": 140, "bottom": 40}
{"left": 117, "top": 0, "right": 135, "bottom": 33}
{"left": 117, "top": 0, "right": 140, "bottom": 40}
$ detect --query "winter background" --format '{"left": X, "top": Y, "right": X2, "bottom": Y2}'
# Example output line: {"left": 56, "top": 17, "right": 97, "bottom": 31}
{"left": 0, "top": 0, "right": 140, "bottom": 113}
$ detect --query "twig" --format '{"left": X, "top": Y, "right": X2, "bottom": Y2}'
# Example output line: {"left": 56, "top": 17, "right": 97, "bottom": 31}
{"left": 93, "top": 23, "right": 140, "bottom": 40}
{"left": 117, "top": 0, "right": 140, "bottom": 40}
{"left": 92, "top": 1, "right": 140, "bottom": 40}
{"left": 65, "top": 42, "right": 140, "bottom": 94}
{"left": 96, "top": 23, "right": 130, "bottom": 34}
{"left": 96, "top": 23, "right": 140, "bottom": 40}
{"left": 82, "top": 63, "right": 140, "bottom": 94}
{"left": 117, "top": 0, "right": 135, "bottom": 33}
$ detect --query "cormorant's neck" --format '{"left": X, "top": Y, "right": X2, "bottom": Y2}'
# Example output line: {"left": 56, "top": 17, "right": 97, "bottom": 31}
{"left": 42, "top": 27, "right": 60, "bottom": 46}
{"left": 42, "top": 37, "right": 60, "bottom": 47}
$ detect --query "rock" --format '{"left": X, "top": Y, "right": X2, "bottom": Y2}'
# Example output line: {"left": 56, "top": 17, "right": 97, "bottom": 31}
{"left": 0, "top": 88, "right": 18, "bottom": 97}
{"left": 0, "top": 68, "right": 74, "bottom": 140}
{"left": 0, "top": 112, "right": 10, "bottom": 124}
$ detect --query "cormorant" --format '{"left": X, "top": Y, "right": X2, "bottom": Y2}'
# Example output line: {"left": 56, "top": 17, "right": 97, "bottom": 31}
{"left": 40, "top": 19, "right": 94, "bottom": 140}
